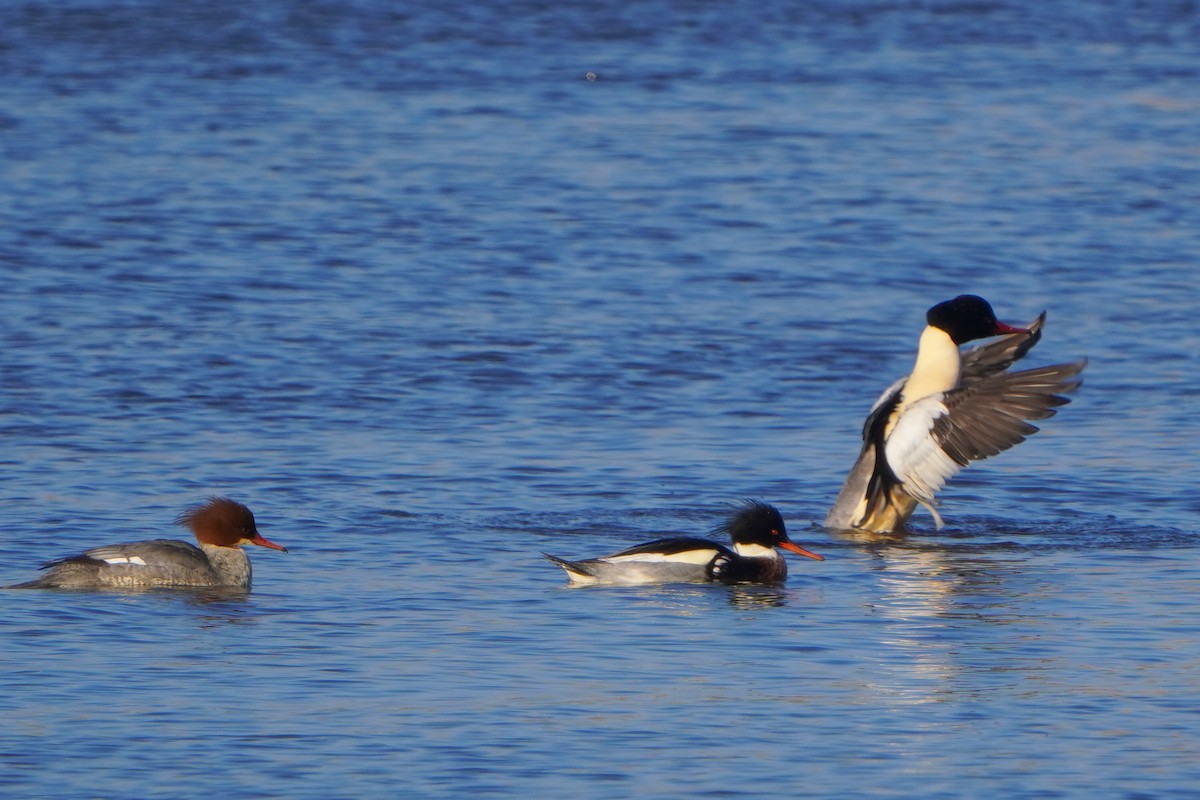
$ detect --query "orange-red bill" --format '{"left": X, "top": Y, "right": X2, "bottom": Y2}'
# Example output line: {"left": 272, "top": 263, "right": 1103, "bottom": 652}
{"left": 250, "top": 533, "right": 288, "bottom": 552}
{"left": 780, "top": 541, "right": 824, "bottom": 561}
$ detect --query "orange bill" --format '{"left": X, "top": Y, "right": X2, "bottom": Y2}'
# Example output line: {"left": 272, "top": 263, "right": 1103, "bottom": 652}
{"left": 250, "top": 533, "right": 288, "bottom": 552}
{"left": 780, "top": 541, "right": 824, "bottom": 561}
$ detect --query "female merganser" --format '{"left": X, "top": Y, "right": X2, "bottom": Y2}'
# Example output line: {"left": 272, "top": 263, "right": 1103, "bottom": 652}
{"left": 7, "top": 497, "right": 286, "bottom": 590}
{"left": 545, "top": 501, "right": 824, "bottom": 586}
{"left": 825, "top": 295, "right": 1086, "bottom": 534}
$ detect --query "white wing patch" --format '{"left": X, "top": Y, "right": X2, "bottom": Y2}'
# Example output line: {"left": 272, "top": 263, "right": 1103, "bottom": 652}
{"left": 604, "top": 549, "right": 716, "bottom": 566}
{"left": 100, "top": 555, "right": 148, "bottom": 566}
{"left": 885, "top": 394, "right": 960, "bottom": 527}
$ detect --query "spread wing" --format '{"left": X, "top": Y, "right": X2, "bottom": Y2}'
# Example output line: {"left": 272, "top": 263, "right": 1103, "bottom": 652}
{"left": 826, "top": 383, "right": 905, "bottom": 530}
{"left": 884, "top": 359, "right": 1086, "bottom": 510}
{"left": 960, "top": 313, "right": 1045, "bottom": 379}
{"left": 861, "top": 377, "right": 906, "bottom": 439}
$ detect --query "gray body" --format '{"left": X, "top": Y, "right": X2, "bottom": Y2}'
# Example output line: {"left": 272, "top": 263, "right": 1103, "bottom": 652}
{"left": 9, "top": 539, "right": 253, "bottom": 589}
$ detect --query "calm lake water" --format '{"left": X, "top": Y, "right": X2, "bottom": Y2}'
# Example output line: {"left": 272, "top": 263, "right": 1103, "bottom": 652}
{"left": 2, "top": 1, "right": 1199, "bottom": 797}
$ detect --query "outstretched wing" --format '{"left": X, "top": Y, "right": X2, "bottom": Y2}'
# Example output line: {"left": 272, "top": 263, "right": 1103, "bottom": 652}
{"left": 960, "top": 313, "right": 1044, "bottom": 379}
{"left": 884, "top": 359, "right": 1086, "bottom": 514}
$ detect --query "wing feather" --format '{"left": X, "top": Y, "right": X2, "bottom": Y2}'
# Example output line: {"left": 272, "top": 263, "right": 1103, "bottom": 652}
{"left": 884, "top": 396, "right": 962, "bottom": 507}
{"left": 881, "top": 358, "right": 1084, "bottom": 529}
{"left": 604, "top": 537, "right": 726, "bottom": 564}
{"left": 862, "top": 377, "right": 906, "bottom": 439}
{"left": 933, "top": 360, "right": 1086, "bottom": 464}
{"left": 42, "top": 539, "right": 207, "bottom": 571}
{"left": 960, "top": 313, "right": 1045, "bottom": 379}
{"left": 832, "top": 307, "right": 1084, "bottom": 533}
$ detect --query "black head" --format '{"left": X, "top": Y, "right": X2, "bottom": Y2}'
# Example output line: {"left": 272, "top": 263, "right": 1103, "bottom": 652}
{"left": 926, "top": 295, "right": 1030, "bottom": 345}
{"left": 719, "top": 501, "right": 824, "bottom": 560}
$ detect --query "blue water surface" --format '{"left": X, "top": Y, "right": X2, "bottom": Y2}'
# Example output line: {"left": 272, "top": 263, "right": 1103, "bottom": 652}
{"left": 1, "top": 1, "right": 1198, "bottom": 798}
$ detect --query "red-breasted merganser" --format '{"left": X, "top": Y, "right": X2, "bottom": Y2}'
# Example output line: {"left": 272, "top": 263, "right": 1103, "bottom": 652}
{"left": 545, "top": 501, "right": 824, "bottom": 586}
{"left": 825, "top": 295, "right": 1086, "bottom": 534}
{"left": 7, "top": 497, "right": 286, "bottom": 590}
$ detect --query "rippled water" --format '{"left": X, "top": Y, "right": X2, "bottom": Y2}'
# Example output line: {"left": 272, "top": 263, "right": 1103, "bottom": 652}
{"left": 2, "top": 1, "right": 1198, "bottom": 797}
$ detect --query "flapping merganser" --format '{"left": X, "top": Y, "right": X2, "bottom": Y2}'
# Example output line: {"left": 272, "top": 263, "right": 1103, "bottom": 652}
{"left": 7, "top": 497, "right": 286, "bottom": 590}
{"left": 545, "top": 501, "right": 824, "bottom": 586}
{"left": 825, "top": 295, "right": 1085, "bottom": 534}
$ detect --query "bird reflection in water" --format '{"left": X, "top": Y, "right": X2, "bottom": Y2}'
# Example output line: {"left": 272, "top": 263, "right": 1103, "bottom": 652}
{"left": 726, "top": 584, "right": 790, "bottom": 609}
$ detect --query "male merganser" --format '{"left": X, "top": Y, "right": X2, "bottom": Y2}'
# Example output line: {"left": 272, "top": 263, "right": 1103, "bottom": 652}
{"left": 7, "top": 497, "right": 286, "bottom": 590}
{"left": 825, "top": 295, "right": 1086, "bottom": 534}
{"left": 545, "top": 501, "right": 824, "bottom": 586}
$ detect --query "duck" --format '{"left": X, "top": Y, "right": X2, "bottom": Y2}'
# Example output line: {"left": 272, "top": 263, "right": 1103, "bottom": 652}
{"left": 545, "top": 501, "right": 824, "bottom": 586}
{"left": 7, "top": 497, "right": 286, "bottom": 590}
{"left": 825, "top": 295, "right": 1086, "bottom": 534}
